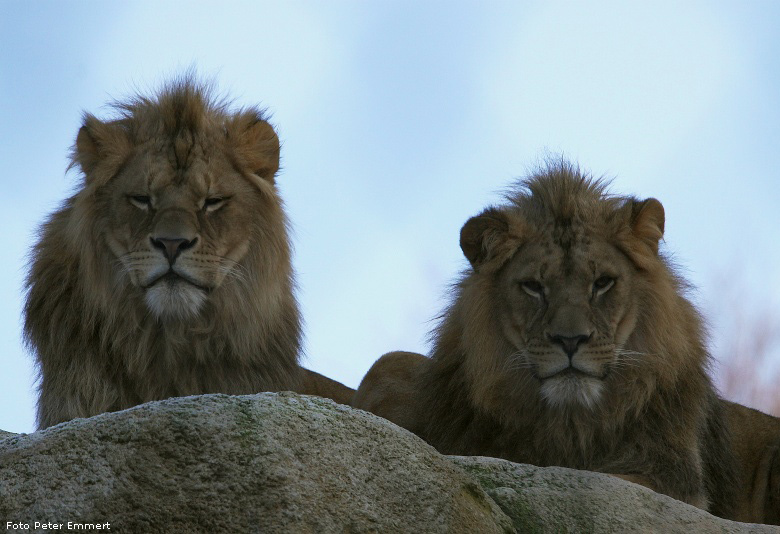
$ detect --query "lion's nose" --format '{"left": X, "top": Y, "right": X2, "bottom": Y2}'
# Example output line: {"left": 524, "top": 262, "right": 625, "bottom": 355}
{"left": 150, "top": 236, "right": 198, "bottom": 264}
{"left": 548, "top": 333, "right": 591, "bottom": 359}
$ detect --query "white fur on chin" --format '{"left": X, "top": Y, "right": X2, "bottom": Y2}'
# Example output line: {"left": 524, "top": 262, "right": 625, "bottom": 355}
{"left": 540, "top": 374, "right": 604, "bottom": 410}
{"left": 145, "top": 280, "right": 206, "bottom": 320}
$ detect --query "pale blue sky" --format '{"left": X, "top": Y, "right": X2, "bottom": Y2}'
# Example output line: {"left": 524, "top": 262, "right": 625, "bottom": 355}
{"left": 1, "top": 1, "right": 779, "bottom": 432}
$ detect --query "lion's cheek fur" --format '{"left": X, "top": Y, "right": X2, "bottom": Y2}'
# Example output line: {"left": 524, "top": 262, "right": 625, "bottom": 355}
{"left": 613, "top": 300, "right": 639, "bottom": 347}
{"left": 458, "top": 278, "right": 522, "bottom": 411}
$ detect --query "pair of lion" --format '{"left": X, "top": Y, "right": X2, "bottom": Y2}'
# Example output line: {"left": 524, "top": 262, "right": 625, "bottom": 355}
{"left": 25, "top": 78, "right": 778, "bottom": 524}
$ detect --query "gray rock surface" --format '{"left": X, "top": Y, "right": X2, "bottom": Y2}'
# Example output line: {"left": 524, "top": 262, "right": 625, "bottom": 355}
{"left": 0, "top": 394, "right": 776, "bottom": 533}
{"left": 0, "top": 429, "right": 16, "bottom": 441}
{"left": 0, "top": 393, "right": 511, "bottom": 533}
{"left": 452, "top": 456, "right": 778, "bottom": 534}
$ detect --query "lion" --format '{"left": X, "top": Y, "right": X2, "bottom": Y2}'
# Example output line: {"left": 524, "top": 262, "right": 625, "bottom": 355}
{"left": 24, "top": 76, "right": 352, "bottom": 430}
{"left": 353, "top": 162, "right": 739, "bottom": 517}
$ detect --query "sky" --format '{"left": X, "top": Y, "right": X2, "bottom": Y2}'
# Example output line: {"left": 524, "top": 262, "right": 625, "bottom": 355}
{"left": 1, "top": 1, "right": 779, "bottom": 433}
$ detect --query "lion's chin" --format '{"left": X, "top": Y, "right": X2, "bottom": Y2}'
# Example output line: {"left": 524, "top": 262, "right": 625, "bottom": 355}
{"left": 144, "top": 278, "right": 207, "bottom": 321}
{"left": 540, "top": 372, "right": 604, "bottom": 410}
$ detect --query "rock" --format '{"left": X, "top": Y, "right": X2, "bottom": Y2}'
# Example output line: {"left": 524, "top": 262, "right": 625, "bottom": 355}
{"left": 0, "top": 394, "right": 776, "bottom": 533}
{"left": 0, "top": 429, "right": 16, "bottom": 441}
{"left": 452, "top": 456, "right": 778, "bottom": 533}
{"left": 0, "top": 393, "right": 511, "bottom": 533}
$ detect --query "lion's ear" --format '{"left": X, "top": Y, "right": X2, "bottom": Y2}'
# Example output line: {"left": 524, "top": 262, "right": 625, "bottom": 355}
{"left": 229, "top": 112, "right": 280, "bottom": 185}
{"left": 72, "top": 115, "right": 131, "bottom": 182}
{"left": 630, "top": 198, "right": 665, "bottom": 255}
{"left": 460, "top": 208, "right": 521, "bottom": 271}
{"left": 617, "top": 197, "right": 665, "bottom": 270}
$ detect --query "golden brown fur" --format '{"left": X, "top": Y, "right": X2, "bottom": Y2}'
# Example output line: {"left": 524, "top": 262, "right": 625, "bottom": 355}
{"left": 353, "top": 162, "right": 737, "bottom": 516}
{"left": 723, "top": 401, "right": 780, "bottom": 524}
{"left": 300, "top": 368, "right": 355, "bottom": 406}
{"left": 25, "top": 76, "right": 350, "bottom": 429}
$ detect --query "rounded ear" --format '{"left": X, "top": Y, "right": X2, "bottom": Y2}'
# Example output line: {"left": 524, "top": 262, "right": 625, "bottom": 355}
{"left": 228, "top": 111, "right": 280, "bottom": 184}
{"left": 74, "top": 121, "right": 100, "bottom": 175}
{"left": 460, "top": 208, "right": 521, "bottom": 271}
{"left": 71, "top": 114, "right": 131, "bottom": 181}
{"left": 615, "top": 197, "right": 665, "bottom": 270}
{"left": 630, "top": 198, "right": 665, "bottom": 255}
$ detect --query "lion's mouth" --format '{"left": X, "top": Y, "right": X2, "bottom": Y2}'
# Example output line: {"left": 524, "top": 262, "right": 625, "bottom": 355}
{"left": 537, "top": 366, "right": 607, "bottom": 381}
{"left": 143, "top": 271, "right": 209, "bottom": 292}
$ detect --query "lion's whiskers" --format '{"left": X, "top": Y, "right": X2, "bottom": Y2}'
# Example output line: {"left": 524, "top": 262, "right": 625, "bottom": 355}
{"left": 218, "top": 258, "right": 249, "bottom": 286}
{"left": 504, "top": 349, "right": 536, "bottom": 372}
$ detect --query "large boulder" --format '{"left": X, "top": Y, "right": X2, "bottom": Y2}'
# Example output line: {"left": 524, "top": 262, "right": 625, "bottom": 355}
{"left": 0, "top": 393, "right": 511, "bottom": 533}
{"left": 0, "top": 394, "right": 776, "bottom": 533}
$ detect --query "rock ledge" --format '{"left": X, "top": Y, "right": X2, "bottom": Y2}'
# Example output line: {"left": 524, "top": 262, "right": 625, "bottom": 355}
{"left": 0, "top": 394, "right": 775, "bottom": 533}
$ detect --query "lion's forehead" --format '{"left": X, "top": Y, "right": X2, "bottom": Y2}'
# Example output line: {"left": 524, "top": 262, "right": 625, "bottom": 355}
{"left": 123, "top": 145, "right": 238, "bottom": 198}
{"left": 519, "top": 234, "right": 615, "bottom": 280}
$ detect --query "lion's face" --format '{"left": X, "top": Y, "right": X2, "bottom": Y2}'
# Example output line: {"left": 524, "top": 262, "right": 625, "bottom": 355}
{"left": 459, "top": 185, "right": 665, "bottom": 411}
{"left": 104, "top": 149, "right": 260, "bottom": 320}
{"left": 71, "top": 95, "right": 283, "bottom": 322}
{"left": 496, "top": 235, "right": 640, "bottom": 409}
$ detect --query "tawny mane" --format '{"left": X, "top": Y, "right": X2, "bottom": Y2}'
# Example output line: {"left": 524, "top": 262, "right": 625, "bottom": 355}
{"left": 25, "top": 77, "right": 302, "bottom": 429}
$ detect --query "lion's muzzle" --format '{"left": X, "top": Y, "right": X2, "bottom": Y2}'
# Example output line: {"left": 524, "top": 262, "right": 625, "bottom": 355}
{"left": 150, "top": 236, "right": 199, "bottom": 264}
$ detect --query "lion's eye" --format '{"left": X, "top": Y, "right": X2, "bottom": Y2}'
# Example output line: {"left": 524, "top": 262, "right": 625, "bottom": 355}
{"left": 593, "top": 276, "right": 615, "bottom": 296}
{"left": 521, "top": 280, "right": 544, "bottom": 298}
{"left": 128, "top": 195, "right": 151, "bottom": 210}
{"left": 203, "top": 197, "right": 226, "bottom": 212}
